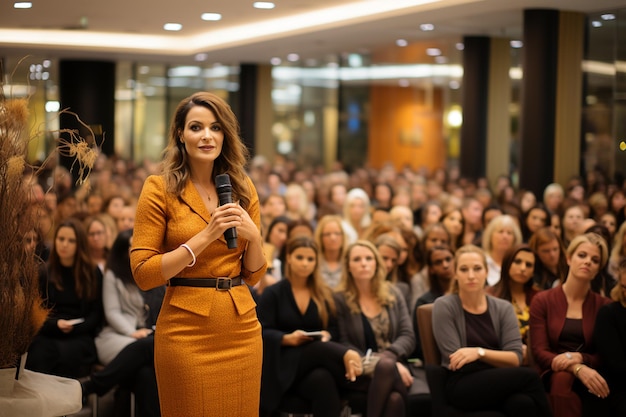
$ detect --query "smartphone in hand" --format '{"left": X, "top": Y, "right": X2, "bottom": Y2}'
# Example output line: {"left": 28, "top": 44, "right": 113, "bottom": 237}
{"left": 303, "top": 331, "right": 324, "bottom": 340}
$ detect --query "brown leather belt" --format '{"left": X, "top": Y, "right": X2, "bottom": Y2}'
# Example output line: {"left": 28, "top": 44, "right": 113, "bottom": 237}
{"left": 169, "top": 277, "right": 243, "bottom": 290}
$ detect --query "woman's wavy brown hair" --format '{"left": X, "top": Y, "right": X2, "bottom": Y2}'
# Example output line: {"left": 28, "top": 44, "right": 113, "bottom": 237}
{"left": 161, "top": 92, "right": 251, "bottom": 209}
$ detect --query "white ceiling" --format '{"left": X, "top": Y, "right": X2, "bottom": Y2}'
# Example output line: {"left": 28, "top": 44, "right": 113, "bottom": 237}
{"left": 0, "top": 0, "right": 623, "bottom": 65}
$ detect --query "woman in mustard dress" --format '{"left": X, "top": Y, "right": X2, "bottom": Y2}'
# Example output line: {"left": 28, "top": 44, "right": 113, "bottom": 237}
{"left": 131, "top": 92, "right": 267, "bottom": 417}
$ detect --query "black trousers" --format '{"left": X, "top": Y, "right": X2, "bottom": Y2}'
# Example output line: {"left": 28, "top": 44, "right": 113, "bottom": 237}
{"left": 446, "top": 366, "right": 552, "bottom": 417}
{"left": 90, "top": 336, "right": 160, "bottom": 417}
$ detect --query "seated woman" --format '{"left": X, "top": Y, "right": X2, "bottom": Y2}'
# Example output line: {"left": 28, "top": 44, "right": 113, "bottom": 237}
{"left": 529, "top": 232, "right": 612, "bottom": 417}
{"left": 334, "top": 240, "right": 416, "bottom": 417}
{"left": 594, "top": 257, "right": 626, "bottom": 416}
{"left": 528, "top": 227, "right": 569, "bottom": 290}
{"left": 433, "top": 245, "right": 551, "bottom": 417}
{"left": 257, "top": 236, "right": 361, "bottom": 417}
{"left": 84, "top": 229, "right": 164, "bottom": 417}
{"left": 488, "top": 244, "right": 538, "bottom": 364}
{"left": 26, "top": 218, "right": 103, "bottom": 379}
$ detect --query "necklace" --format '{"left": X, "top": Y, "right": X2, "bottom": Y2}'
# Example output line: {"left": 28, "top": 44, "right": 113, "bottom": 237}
{"left": 193, "top": 182, "right": 214, "bottom": 202}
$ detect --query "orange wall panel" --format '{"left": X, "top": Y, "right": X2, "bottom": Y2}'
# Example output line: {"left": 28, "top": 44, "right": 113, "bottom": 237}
{"left": 368, "top": 85, "right": 445, "bottom": 172}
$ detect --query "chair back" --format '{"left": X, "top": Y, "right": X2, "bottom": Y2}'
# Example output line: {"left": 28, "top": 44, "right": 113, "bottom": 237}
{"left": 416, "top": 303, "right": 441, "bottom": 366}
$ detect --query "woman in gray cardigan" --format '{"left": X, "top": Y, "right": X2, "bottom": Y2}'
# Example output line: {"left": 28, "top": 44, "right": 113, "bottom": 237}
{"left": 334, "top": 240, "right": 415, "bottom": 417}
{"left": 432, "top": 244, "right": 551, "bottom": 417}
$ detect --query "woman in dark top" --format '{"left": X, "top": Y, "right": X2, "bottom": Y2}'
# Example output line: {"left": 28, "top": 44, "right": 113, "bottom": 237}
{"left": 488, "top": 244, "right": 538, "bottom": 363}
{"left": 26, "top": 217, "right": 103, "bottom": 378}
{"left": 593, "top": 257, "right": 626, "bottom": 416}
{"left": 530, "top": 233, "right": 612, "bottom": 417}
{"left": 257, "top": 236, "right": 361, "bottom": 417}
{"left": 334, "top": 240, "right": 416, "bottom": 417}
{"left": 433, "top": 245, "right": 551, "bottom": 417}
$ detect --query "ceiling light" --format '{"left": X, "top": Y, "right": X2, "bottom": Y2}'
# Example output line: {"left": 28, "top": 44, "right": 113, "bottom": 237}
{"left": 435, "top": 56, "right": 447, "bottom": 64}
{"left": 270, "top": 57, "right": 282, "bottom": 65}
{"left": 420, "top": 23, "right": 434, "bottom": 31}
{"left": 195, "top": 53, "right": 209, "bottom": 61}
{"left": 398, "top": 79, "right": 410, "bottom": 87}
{"left": 253, "top": 2, "right": 275, "bottom": 9}
{"left": 510, "top": 40, "right": 523, "bottom": 48}
{"left": 201, "top": 13, "right": 222, "bottom": 21}
{"left": 600, "top": 13, "right": 615, "bottom": 21}
{"left": 396, "top": 39, "right": 408, "bottom": 47}
{"left": 449, "top": 80, "right": 460, "bottom": 89}
{"left": 45, "top": 101, "right": 60, "bottom": 112}
{"left": 426, "top": 48, "right": 441, "bottom": 56}
{"left": 14, "top": 2, "right": 32, "bottom": 9}
{"left": 455, "top": 42, "right": 464, "bottom": 51}
{"left": 591, "top": 21, "right": 602, "bottom": 28}
{"left": 287, "top": 53, "right": 299, "bottom": 62}
{"left": 163, "top": 23, "right": 183, "bottom": 31}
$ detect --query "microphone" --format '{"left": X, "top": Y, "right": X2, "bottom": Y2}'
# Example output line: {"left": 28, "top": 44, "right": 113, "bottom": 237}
{"left": 215, "top": 173, "right": 238, "bottom": 249}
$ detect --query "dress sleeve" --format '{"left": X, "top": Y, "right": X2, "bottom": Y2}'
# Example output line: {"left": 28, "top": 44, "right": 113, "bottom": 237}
{"left": 529, "top": 291, "right": 556, "bottom": 372}
{"left": 131, "top": 176, "right": 168, "bottom": 290}
{"left": 240, "top": 176, "right": 267, "bottom": 286}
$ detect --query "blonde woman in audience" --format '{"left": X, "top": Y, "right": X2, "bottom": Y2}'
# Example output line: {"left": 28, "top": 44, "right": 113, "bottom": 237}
{"left": 334, "top": 240, "right": 415, "bottom": 417}
{"left": 342, "top": 188, "right": 372, "bottom": 243}
{"left": 314, "top": 215, "right": 348, "bottom": 289}
{"left": 529, "top": 233, "right": 611, "bottom": 417}
{"left": 482, "top": 214, "right": 523, "bottom": 286}
{"left": 284, "top": 183, "right": 310, "bottom": 222}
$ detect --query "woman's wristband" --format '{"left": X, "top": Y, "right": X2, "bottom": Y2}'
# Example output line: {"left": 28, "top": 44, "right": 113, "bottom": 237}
{"left": 573, "top": 364, "right": 585, "bottom": 378}
{"left": 180, "top": 243, "right": 196, "bottom": 267}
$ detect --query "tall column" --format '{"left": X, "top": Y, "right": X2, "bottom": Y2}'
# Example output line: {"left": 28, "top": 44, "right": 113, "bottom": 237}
{"left": 238, "top": 63, "right": 273, "bottom": 159}
{"left": 460, "top": 36, "right": 489, "bottom": 181}
{"left": 519, "top": 9, "right": 585, "bottom": 197}
{"left": 59, "top": 60, "right": 115, "bottom": 188}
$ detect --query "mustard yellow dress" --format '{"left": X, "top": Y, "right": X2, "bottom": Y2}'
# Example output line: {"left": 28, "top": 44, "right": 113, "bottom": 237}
{"left": 131, "top": 175, "right": 266, "bottom": 417}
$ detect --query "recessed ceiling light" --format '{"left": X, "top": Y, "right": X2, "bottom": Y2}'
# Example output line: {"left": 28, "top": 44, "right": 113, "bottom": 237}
{"left": 399, "top": 79, "right": 410, "bottom": 87}
{"left": 455, "top": 42, "right": 464, "bottom": 51}
{"left": 270, "top": 57, "right": 282, "bottom": 65}
{"left": 201, "top": 13, "right": 222, "bottom": 21}
{"left": 253, "top": 2, "right": 275, "bottom": 9}
{"left": 426, "top": 48, "right": 441, "bottom": 56}
{"left": 195, "top": 53, "right": 209, "bottom": 61}
{"left": 435, "top": 56, "right": 447, "bottom": 64}
{"left": 287, "top": 53, "right": 299, "bottom": 62}
{"left": 163, "top": 23, "right": 183, "bottom": 31}
{"left": 396, "top": 39, "right": 408, "bottom": 47}
{"left": 600, "top": 13, "right": 615, "bottom": 21}
{"left": 591, "top": 21, "right": 602, "bottom": 28}
{"left": 14, "top": 2, "right": 32, "bottom": 9}
{"left": 420, "top": 23, "right": 434, "bottom": 31}
{"left": 510, "top": 40, "right": 523, "bottom": 48}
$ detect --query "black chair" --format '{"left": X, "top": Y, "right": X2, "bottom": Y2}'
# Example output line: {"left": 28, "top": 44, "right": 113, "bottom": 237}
{"left": 416, "top": 304, "right": 505, "bottom": 417}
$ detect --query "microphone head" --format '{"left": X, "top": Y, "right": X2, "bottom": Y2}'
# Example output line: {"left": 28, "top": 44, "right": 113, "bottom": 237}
{"left": 215, "top": 173, "right": 231, "bottom": 190}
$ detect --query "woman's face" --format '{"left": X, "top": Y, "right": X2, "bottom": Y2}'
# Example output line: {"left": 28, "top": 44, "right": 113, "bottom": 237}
{"left": 537, "top": 239, "right": 561, "bottom": 271}
{"left": 107, "top": 197, "right": 125, "bottom": 219}
{"left": 526, "top": 208, "right": 547, "bottom": 233}
{"left": 87, "top": 220, "right": 107, "bottom": 251}
{"left": 562, "top": 207, "right": 584, "bottom": 234}
{"left": 321, "top": 221, "right": 343, "bottom": 252}
{"left": 348, "top": 245, "right": 377, "bottom": 282}
{"left": 348, "top": 198, "right": 366, "bottom": 224}
{"left": 425, "top": 205, "right": 442, "bottom": 226}
{"left": 429, "top": 249, "right": 454, "bottom": 280}
{"left": 268, "top": 222, "right": 288, "bottom": 249}
{"left": 55, "top": 226, "right": 77, "bottom": 266}
{"left": 611, "top": 192, "right": 625, "bottom": 211}
{"left": 508, "top": 251, "right": 535, "bottom": 285}
{"left": 375, "top": 184, "right": 391, "bottom": 205}
{"left": 567, "top": 241, "right": 601, "bottom": 281}
{"left": 490, "top": 225, "right": 515, "bottom": 253}
{"left": 455, "top": 252, "right": 487, "bottom": 293}
{"left": 442, "top": 210, "right": 463, "bottom": 237}
{"left": 377, "top": 244, "right": 399, "bottom": 276}
{"left": 520, "top": 192, "right": 536, "bottom": 213}
{"left": 287, "top": 247, "right": 317, "bottom": 280}
{"left": 180, "top": 105, "right": 224, "bottom": 168}
{"left": 425, "top": 228, "right": 450, "bottom": 252}
{"left": 599, "top": 214, "right": 616, "bottom": 237}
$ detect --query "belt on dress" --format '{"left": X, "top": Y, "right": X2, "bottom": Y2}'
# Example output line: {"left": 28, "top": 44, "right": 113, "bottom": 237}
{"left": 168, "top": 277, "right": 243, "bottom": 290}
